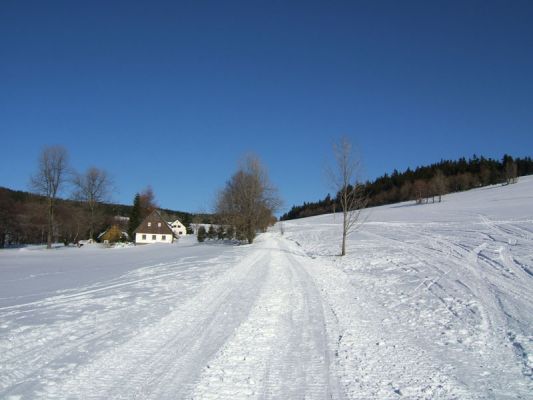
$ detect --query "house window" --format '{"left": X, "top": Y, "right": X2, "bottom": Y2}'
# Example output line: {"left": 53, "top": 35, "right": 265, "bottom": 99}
{"left": 152, "top": 235, "right": 156, "bottom": 240}
{"left": 162, "top": 235, "right": 166, "bottom": 240}
{"left": 142, "top": 234, "right": 146, "bottom": 240}
{"left": 158, "top": 222, "right": 161, "bottom": 227}
{"left": 148, "top": 222, "right": 152, "bottom": 227}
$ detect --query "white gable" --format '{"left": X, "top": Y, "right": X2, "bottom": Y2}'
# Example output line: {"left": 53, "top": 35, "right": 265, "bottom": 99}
{"left": 170, "top": 219, "right": 187, "bottom": 236}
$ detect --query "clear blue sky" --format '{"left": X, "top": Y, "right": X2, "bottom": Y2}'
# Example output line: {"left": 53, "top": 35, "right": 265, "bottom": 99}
{"left": 1, "top": 0, "right": 532, "bottom": 214}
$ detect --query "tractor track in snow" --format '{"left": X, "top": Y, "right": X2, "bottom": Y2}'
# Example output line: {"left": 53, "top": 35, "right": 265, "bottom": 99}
{"left": 192, "top": 237, "right": 343, "bottom": 399}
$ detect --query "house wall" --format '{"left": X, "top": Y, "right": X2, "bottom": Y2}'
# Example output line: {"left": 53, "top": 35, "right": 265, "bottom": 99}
{"left": 171, "top": 221, "right": 187, "bottom": 236}
{"left": 135, "top": 232, "right": 174, "bottom": 244}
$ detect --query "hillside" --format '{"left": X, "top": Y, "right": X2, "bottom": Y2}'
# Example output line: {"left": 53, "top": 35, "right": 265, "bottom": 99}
{"left": 1, "top": 177, "right": 532, "bottom": 398}
{"left": 283, "top": 175, "right": 533, "bottom": 397}
{"left": 281, "top": 154, "right": 533, "bottom": 221}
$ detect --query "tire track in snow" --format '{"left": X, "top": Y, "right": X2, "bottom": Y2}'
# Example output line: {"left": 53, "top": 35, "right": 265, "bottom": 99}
{"left": 0, "top": 256, "right": 231, "bottom": 396}
{"left": 29, "top": 249, "right": 269, "bottom": 399}
{"left": 192, "top": 236, "right": 343, "bottom": 399}
{"left": 0, "top": 259, "right": 205, "bottom": 312}
{"left": 286, "top": 216, "right": 533, "bottom": 397}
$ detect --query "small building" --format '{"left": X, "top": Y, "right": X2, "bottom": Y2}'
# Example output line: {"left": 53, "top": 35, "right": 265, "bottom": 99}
{"left": 98, "top": 225, "right": 128, "bottom": 244}
{"left": 170, "top": 219, "right": 187, "bottom": 237}
{"left": 134, "top": 210, "right": 175, "bottom": 244}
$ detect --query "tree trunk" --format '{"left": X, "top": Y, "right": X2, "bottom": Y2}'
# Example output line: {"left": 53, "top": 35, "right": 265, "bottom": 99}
{"left": 89, "top": 205, "right": 94, "bottom": 240}
{"left": 341, "top": 210, "right": 347, "bottom": 256}
{"left": 47, "top": 199, "right": 53, "bottom": 249}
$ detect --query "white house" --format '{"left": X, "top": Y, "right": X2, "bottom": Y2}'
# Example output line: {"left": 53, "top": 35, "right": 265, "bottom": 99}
{"left": 134, "top": 210, "right": 175, "bottom": 244}
{"left": 170, "top": 219, "right": 187, "bottom": 237}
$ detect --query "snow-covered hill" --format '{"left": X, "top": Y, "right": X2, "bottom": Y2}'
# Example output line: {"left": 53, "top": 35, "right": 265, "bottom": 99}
{"left": 283, "top": 176, "right": 533, "bottom": 398}
{"left": 1, "top": 177, "right": 532, "bottom": 399}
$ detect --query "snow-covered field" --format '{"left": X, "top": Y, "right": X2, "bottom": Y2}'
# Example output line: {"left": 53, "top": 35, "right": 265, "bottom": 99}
{"left": 1, "top": 177, "right": 532, "bottom": 399}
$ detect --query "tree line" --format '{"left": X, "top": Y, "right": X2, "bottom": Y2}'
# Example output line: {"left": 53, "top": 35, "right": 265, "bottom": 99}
{"left": 281, "top": 154, "right": 533, "bottom": 221}
{"left": 0, "top": 184, "right": 196, "bottom": 248}
{"left": 0, "top": 146, "right": 195, "bottom": 248}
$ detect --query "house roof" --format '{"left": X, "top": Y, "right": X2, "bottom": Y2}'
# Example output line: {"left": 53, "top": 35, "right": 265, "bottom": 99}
{"left": 99, "top": 225, "right": 129, "bottom": 240}
{"left": 134, "top": 210, "right": 174, "bottom": 235}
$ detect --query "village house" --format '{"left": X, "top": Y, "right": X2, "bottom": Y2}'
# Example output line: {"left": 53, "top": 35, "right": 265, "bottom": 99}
{"left": 170, "top": 219, "right": 187, "bottom": 237}
{"left": 134, "top": 210, "right": 175, "bottom": 244}
{"left": 98, "top": 225, "right": 128, "bottom": 244}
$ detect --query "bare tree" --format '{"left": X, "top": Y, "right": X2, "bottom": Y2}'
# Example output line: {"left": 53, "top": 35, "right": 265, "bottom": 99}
{"left": 329, "top": 137, "right": 368, "bottom": 256}
{"left": 505, "top": 159, "right": 518, "bottom": 185}
{"left": 139, "top": 186, "right": 158, "bottom": 218}
{"left": 30, "top": 146, "right": 69, "bottom": 248}
{"left": 413, "top": 179, "right": 428, "bottom": 204}
{"left": 73, "top": 167, "right": 112, "bottom": 240}
{"left": 55, "top": 202, "right": 88, "bottom": 245}
{"left": 430, "top": 170, "right": 447, "bottom": 203}
{"left": 216, "top": 155, "right": 281, "bottom": 244}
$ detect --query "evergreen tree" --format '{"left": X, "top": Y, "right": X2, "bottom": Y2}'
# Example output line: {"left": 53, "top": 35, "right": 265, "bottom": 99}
{"left": 217, "top": 225, "right": 225, "bottom": 240}
{"left": 208, "top": 224, "right": 217, "bottom": 240}
{"left": 197, "top": 226, "right": 207, "bottom": 242}
{"left": 128, "top": 193, "right": 141, "bottom": 240}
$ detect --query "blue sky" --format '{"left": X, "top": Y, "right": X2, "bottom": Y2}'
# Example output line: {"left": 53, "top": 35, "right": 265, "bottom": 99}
{"left": 1, "top": 0, "right": 532, "bottom": 214}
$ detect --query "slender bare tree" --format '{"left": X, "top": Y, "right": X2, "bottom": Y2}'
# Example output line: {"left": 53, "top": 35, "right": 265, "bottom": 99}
{"left": 413, "top": 179, "right": 429, "bottom": 204}
{"left": 30, "top": 146, "right": 69, "bottom": 249}
{"left": 329, "top": 137, "right": 368, "bottom": 256}
{"left": 505, "top": 159, "right": 518, "bottom": 185}
{"left": 430, "top": 170, "right": 447, "bottom": 203}
{"left": 73, "top": 167, "right": 112, "bottom": 240}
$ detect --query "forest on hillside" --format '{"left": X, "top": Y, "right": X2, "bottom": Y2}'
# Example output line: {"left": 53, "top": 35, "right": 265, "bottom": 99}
{"left": 281, "top": 155, "right": 533, "bottom": 221}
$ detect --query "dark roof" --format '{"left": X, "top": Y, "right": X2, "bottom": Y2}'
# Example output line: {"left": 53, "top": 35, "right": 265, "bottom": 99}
{"left": 134, "top": 210, "right": 174, "bottom": 235}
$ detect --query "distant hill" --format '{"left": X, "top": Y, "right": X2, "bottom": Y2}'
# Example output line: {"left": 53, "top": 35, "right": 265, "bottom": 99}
{"left": 281, "top": 154, "right": 533, "bottom": 221}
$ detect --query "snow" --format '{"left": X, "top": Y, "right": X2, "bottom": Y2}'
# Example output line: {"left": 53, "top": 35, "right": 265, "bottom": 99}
{"left": 1, "top": 177, "right": 532, "bottom": 399}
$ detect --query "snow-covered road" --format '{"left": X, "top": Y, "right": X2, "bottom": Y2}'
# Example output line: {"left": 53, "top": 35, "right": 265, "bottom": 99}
{"left": 1, "top": 178, "right": 532, "bottom": 399}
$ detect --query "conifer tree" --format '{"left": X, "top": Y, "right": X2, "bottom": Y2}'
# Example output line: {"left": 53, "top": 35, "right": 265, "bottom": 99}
{"left": 217, "top": 225, "right": 225, "bottom": 240}
{"left": 197, "top": 226, "right": 207, "bottom": 242}
{"left": 208, "top": 225, "right": 217, "bottom": 240}
{"left": 128, "top": 193, "right": 141, "bottom": 240}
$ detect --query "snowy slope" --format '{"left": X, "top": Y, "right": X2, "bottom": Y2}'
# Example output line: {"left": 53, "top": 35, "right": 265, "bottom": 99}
{"left": 283, "top": 176, "right": 533, "bottom": 399}
{"left": 1, "top": 177, "right": 532, "bottom": 399}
